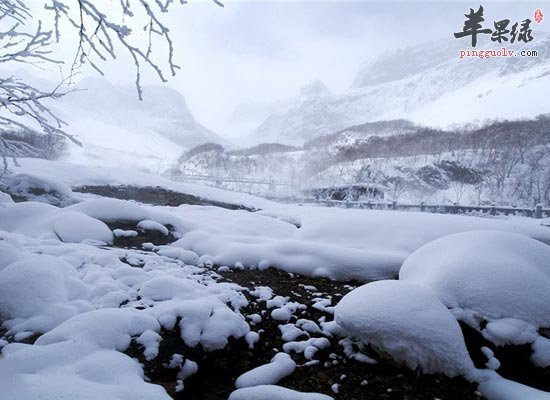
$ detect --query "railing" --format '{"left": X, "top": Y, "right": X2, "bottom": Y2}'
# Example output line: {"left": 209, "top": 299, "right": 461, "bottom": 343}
{"left": 295, "top": 198, "right": 550, "bottom": 219}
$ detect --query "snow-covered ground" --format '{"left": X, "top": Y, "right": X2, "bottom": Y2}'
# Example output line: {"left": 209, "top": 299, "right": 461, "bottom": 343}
{"left": 1, "top": 158, "right": 550, "bottom": 399}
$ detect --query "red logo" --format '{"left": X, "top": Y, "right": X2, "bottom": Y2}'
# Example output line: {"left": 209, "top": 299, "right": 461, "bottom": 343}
{"left": 534, "top": 8, "right": 544, "bottom": 24}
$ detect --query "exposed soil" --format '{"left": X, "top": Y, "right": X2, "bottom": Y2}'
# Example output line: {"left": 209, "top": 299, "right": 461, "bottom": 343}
{"left": 127, "top": 267, "right": 483, "bottom": 400}
{"left": 74, "top": 185, "right": 255, "bottom": 211}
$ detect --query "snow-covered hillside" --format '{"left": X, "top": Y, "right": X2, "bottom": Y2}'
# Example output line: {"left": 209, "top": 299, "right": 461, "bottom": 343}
{"left": 249, "top": 35, "right": 550, "bottom": 145}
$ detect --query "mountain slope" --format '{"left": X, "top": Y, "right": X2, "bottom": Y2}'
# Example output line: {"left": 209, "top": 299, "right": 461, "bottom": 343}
{"left": 249, "top": 35, "right": 550, "bottom": 145}
{"left": 50, "top": 77, "right": 226, "bottom": 171}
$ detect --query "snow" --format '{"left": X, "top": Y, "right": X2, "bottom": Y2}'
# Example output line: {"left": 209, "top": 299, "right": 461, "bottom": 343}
{"left": 0, "top": 239, "right": 22, "bottom": 269}
{"left": 0, "top": 219, "right": 252, "bottom": 398}
{"left": 4, "top": 158, "right": 550, "bottom": 399}
{"left": 400, "top": 230, "right": 550, "bottom": 327}
{"left": 8, "top": 159, "right": 550, "bottom": 283}
{"left": 334, "top": 280, "right": 476, "bottom": 378}
{"left": 0, "top": 308, "right": 170, "bottom": 400}
{"left": 235, "top": 352, "right": 296, "bottom": 388}
{"left": 229, "top": 385, "right": 334, "bottom": 400}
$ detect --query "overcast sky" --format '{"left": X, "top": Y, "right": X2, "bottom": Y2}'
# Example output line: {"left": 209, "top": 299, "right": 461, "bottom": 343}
{"left": 33, "top": 1, "right": 550, "bottom": 138}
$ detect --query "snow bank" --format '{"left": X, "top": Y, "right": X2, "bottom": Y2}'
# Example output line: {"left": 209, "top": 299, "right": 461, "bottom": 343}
{"left": 0, "top": 202, "right": 113, "bottom": 244}
{"left": 400, "top": 230, "right": 550, "bottom": 327}
{"left": 334, "top": 280, "right": 476, "bottom": 378}
{"left": 175, "top": 205, "right": 550, "bottom": 281}
{"left": 235, "top": 352, "right": 296, "bottom": 388}
{"left": 229, "top": 385, "right": 333, "bottom": 400}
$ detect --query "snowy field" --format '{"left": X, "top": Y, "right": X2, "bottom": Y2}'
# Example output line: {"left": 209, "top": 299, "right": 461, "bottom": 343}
{"left": 1, "top": 158, "right": 550, "bottom": 400}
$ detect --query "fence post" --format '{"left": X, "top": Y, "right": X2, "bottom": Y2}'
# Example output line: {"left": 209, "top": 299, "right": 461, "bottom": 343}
{"left": 535, "top": 205, "right": 543, "bottom": 219}
{"left": 392, "top": 200, "right": 397, "bottom": 210}
{"left": 420, "top": 201, "right": 425, "bottom": 212}
{"left": 490, "top": 203, "right": 496, "bottom": 216}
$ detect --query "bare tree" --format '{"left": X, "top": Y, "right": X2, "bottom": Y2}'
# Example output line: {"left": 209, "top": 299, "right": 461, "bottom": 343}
{"left": 0, "top": 0, "right": 221, "bottom": 174}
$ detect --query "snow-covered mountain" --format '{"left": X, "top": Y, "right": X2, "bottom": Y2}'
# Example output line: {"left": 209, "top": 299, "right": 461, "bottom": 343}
{"left": 249, "top": 34, "right": 550, "bottom": 145}
{"left": 51, "top": 77, "right": 226, "bottom": 171}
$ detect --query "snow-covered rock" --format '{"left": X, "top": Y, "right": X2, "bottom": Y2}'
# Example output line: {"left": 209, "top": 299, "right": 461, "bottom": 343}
{"left": 0, "top": 202, "right": 113, "bottom": 244}
{"left": 482, "top": 318, "right": 538, "bottom": 347}
{"left": 400, "top": 230, "right": 550, "bottom": 327}
{"left": 229, "top": 385, "right": 333, "bottom": 400}
{"left": 478, "top": 372, "right": 550, "bottom": 400}
{"left": 235, "top": 352, "right": 296, "bottom": 388}
{"left": 0, "top": 173, "right": 74, "bottom": 206}
{"left": 334, "top": 280, "right": 476, "bottom": 378}
{"left": 532, "top": 337, "right": 550, "bottom": 368}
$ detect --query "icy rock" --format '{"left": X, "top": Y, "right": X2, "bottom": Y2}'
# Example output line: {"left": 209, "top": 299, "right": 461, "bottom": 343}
{"left": 400, "top": 230, "right": 550, "bottom": 327}
{"left": 335, "top": 280, "right": 476, "bottom": 378}
{"left": 235, "top": 353, "right": 296, "bottom": 389}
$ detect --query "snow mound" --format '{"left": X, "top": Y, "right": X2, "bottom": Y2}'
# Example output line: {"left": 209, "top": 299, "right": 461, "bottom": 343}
{"left": 229, "top": 385, "right": 334, "bottom": 400}
{"left": 0, "top": 254, "right": 93, "bottom": 333}
{"left": 0, "top": 202, "right": 113, "bottom": 244}
{"left": 400, "top": 230, "right": 550, "bottom": 327}
{"left": 334, "top": 280, "right": 476, "bottom": 378}
{"left": 235, "top": 352, "right": 296, "bottom": 388}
